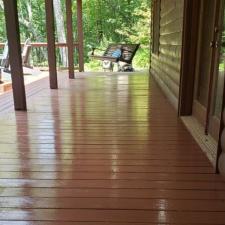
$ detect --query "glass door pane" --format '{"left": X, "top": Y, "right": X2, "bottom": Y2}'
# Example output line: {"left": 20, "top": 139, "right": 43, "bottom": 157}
{"left": 196, "top": 0, "right": 216, "bottom": 107}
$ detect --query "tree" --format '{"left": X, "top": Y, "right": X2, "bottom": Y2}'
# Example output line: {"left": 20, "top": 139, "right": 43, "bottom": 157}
{"left": 0, "top": 0, "right": 151, "bottom": 69}
{"left": 53, "top": 0, "right": 68, "bottom": 66}
{"left": 83, "top": 0, "right": 151, "bottom": 69}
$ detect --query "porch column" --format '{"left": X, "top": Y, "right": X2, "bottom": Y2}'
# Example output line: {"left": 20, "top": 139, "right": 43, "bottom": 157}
{"left": 66, "top": 0, "right": 75, "bottom": 79}
{"left": 77, "top": 0, "right": 84, "bottom": 72}
{"left": 3, "top": 0, "right": 27, "bottom": 111}
{"left": 45, "top": 0, "right": 58, "bottom": 89}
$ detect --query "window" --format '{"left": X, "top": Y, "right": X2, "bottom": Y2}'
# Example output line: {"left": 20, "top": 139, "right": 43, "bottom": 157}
{"left": 152, "top": 0, "right": 161, "bottom": 54}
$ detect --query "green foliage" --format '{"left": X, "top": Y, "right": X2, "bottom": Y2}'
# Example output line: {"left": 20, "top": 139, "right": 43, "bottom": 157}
{"left": 85, "top": 60, "right": 102, "bottom": 72}
{"left": 17, "top": 0, "right": 46, "bottom": 41}
{"left": 83, "top": 0, "right": 151, "bottom": 69}
{"left": 0, "top": 0, "right": 151, "bottom": 69}
{"left": 0, "top": 1, "right": 6, "bottom": 42}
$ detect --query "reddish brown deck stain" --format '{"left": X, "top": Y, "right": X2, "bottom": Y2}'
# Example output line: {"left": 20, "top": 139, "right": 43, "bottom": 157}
{"left": 0, "top": 72, "right": 225, "bottom": 224}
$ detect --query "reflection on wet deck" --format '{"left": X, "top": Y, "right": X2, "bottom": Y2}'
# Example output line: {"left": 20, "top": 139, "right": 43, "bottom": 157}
{"left": 0, "top": 72, "right": 225, "bottom": 224}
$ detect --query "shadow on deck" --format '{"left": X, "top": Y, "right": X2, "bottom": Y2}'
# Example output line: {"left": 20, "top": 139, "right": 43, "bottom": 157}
{"left": 0, "top": 71, "right": 225, "bottom": 224}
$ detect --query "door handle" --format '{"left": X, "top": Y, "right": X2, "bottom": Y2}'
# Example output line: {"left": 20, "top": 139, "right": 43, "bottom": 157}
{"left": 210, "top": 41, "right": 219, "bottom": 48}
{"left": 215, "top": 41, "right": 219, "bottom": 48}
{"left": 210, "top": 41, "right": 215, "bottom": 48}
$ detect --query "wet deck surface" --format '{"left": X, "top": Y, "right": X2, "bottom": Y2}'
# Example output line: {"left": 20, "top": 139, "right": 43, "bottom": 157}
{"left": 0, "top": 72, "right": 225, "bottom": 224}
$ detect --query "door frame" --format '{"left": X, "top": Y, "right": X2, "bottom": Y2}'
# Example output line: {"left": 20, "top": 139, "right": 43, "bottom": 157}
{"left": 179, "top": 0, "right": 225, "bottom": 173}
{"left": 179, "top": 0, "right": 201, "bottom": 116}
{"left": 192, "top": 0, "right": 222, "bottom": 138}
{"left": 179, "top": 0, "right": 224, "bottom": 121}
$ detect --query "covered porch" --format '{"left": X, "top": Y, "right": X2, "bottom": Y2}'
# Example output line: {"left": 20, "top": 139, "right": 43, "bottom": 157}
{"left": 1, "top": 0, "right": 225, "bottom": 224}
{"left": 0, "top": 72, "right": 225, "bottom": 224}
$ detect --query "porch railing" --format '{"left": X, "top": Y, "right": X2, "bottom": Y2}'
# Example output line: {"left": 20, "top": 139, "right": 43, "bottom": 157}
{"left": 0, "top": 42, "right": 80, "bottom": 69}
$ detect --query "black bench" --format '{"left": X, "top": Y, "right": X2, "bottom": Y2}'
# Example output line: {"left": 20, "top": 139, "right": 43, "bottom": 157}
{"left": 90, "top": 43, "right": 140, "bottom": 71}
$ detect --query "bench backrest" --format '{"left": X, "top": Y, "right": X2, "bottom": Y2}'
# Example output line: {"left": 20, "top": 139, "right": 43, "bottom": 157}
{"left": 103, "top": 44, "right": 140, "bottom": 64}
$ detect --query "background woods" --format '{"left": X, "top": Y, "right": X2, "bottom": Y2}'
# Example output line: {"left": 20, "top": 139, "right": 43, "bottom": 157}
{"left": 0, "top": 0, "right": 151, "bottom": 70}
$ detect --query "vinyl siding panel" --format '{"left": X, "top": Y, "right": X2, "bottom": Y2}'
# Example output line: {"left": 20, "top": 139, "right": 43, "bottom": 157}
{"left": 151, "top": 0, "right": 184, "bottom": 110}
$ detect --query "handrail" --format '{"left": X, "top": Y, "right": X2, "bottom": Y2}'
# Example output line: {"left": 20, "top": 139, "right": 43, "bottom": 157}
{"left": 0, "top": 42, "right": 79, "bottom": 48}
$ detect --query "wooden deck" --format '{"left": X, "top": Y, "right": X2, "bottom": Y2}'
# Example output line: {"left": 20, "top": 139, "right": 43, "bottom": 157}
{"left": 0, "top": 71, "right": 225, "bottom": 224}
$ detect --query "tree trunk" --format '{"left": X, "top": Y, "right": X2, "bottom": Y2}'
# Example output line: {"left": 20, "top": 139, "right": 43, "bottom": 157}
{"left": 53, "top": 0, "right": 68, "bottom": 66}
{"left": 0, "top": 1, "right": 4, "bottom": 10}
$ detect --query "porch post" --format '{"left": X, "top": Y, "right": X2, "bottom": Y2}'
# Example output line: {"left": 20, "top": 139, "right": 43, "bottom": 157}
{"left": 66, "top": 0, "right": 75, "bottom": 79}
{"left": 77, "top": 0, "right": 84, "bottom": 72}
{"left": 45, "top": 0, "right": 58, "bottom": 89}
{"left": 3, "top": 0, "right": 27, "bottom": 111}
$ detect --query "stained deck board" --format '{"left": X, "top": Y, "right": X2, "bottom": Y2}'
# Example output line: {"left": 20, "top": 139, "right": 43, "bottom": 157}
{"left": 0, "top": 72, "right": 225, "bottom": 224}
{"left": 2, "top": 209, "right": 225, "bottom": 223}
{"left": 2, "top": 187, "right": 225, "bottom": 200}
{"left": 0, "top": 172, "right": 222, "bottom": 182}
{"left": 1, "top": 197, "right": 225, "bottom": 211}
{"left": 0, "top": 165, "right": 215, "bottom": 174}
